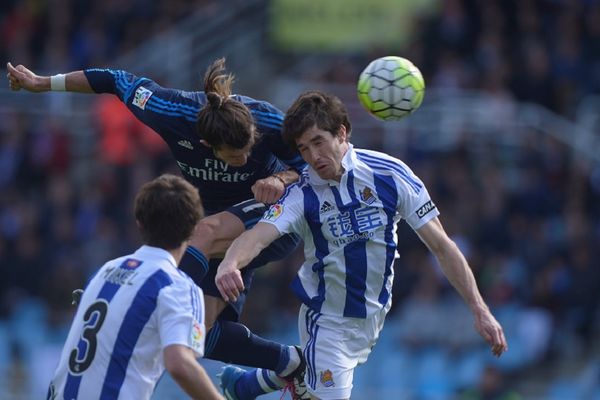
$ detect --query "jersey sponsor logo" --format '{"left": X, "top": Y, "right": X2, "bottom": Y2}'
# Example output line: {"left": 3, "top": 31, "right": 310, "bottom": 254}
{"left": 104, "top": 262, "right": 141, "bottom": 285}
{"left": 319, "top": 201, "right": 334, "bottom": 214}
{"left": 319, "top": 369, "right": 335, "bottom": 387}
{"left": 177, "top": 140, "right": 194, "bottom": 150}
{"left": 190, "top": 319, "right": 204, "bottom": 353}
{"left": 416, "top": 200, "right": 436, "bottom": 218}
{"left": 331, "top": 231, "right": 374, "bottom": 247}
{"left": 360, "top": 187, "right": 376, "bottom": 205}
{"left": 132, "top": 86, "right": 153, "bottom": 110}
{"left": 326, "top": 206, "right": 383, "bottom": 246}
{"left": 176, "top": 160, "right": 254, "bottom": 183}
{"left": 263, "top": 204, "right": 283, "bottom": 221}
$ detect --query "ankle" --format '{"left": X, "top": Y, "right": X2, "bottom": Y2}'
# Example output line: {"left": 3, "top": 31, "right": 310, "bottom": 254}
{"left": 280, "top": 346, "right": 305, "bottom": 380}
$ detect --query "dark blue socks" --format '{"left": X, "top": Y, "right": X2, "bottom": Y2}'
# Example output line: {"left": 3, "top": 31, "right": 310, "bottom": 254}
{"left": 204, "top": 320, "right": 292, "bottom": 372}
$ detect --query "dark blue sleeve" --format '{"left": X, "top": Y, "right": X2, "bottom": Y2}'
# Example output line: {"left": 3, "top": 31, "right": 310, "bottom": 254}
{"left": 246, "top": 99, "right": 306, "bottom": 173}
{"left": 84, "top": 68, "right": 146, "bottom": 101}
{"left": 83, "top": 69, "right": 204, "bottom": 140}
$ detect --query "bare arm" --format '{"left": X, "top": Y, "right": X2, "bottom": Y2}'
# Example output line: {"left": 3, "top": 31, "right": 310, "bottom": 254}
{"left": 252, "top": 169, "right": 300, "bottom": 204}
{"left": 6, "top": 62, "right": 93, "bottom": 93}
{"left": 415, "top": 217, "right": 508, "bottom": 357}
{"left": 163, "top": 344, "right": 224, "bottom": 400}
{"left": 215, "top": 222, "right": 281, "bottom": 301}
{"left": 272, "top": 169, "right": 300, "bottom": 186}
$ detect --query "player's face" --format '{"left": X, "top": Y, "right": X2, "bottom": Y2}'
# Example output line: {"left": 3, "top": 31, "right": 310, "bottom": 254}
{"left": 296, "top": 124, "right": 348, "bottom": 181}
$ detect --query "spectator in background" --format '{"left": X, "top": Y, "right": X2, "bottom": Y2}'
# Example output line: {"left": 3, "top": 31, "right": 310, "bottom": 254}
{"left": 1, "top": 0, "right": 599, "bottom": 397}
{"left": 459, "top": 365, "right": 522, "bottom": 400}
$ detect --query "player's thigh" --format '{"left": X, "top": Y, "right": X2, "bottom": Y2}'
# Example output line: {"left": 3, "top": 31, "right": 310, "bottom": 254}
{"left": 298, "top": 305, "right": 384, "bottom": 400}
{"left": 190, "top": 199, "right": 268, "bottom": 257}
{"left": 189, "top": 210, "right": 246, "bottom": 257}
{"left": 203, "top": 294, "right": 228, "bottom": 330}
{"left": 298, "top": 306, "right": 356, "bottom": 399}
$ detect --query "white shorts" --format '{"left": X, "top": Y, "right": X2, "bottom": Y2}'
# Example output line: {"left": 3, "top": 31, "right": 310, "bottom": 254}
{"left": 298, "top": 303, "right": 388, "bottom": 399}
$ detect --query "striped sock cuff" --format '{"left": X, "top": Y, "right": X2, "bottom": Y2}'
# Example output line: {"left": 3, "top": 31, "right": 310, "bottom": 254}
{"left": 257, "top": 369, "right": 286, "bottom": 392}
{"left": 275, "top": 345, "right": 301, "bottom": 377}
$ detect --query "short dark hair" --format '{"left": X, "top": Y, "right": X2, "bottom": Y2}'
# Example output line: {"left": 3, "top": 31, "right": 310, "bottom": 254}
{"left": 282, "top": 90, "right": 352, "bottom": 148}
{"left": 134, "top": 174, "right": 203, "bottom": 250}
{"left": 196, "top": 58, "right": 258, "bottom": 149}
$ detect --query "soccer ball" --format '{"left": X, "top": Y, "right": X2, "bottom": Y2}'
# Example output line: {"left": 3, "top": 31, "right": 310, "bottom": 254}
{"left": 357, "top": 56, "right": 425, "bottom": 121}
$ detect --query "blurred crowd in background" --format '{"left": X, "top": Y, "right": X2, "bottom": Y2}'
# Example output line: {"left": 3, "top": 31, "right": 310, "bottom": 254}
{"left": 1, "top": 0, "right": 600, "bottom": 399}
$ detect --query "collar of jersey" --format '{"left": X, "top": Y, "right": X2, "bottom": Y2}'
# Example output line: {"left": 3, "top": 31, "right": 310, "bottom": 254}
{"left": 134, "top": 245, "right": 178, "bottom": 269}
{"left": 307, "top": 142, "right": 357, "bottom": 186}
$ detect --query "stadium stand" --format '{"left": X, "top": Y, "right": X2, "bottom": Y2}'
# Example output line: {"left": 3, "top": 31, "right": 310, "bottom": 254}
{"left": 1, "top": 0, "right": 599, "bottom": 398}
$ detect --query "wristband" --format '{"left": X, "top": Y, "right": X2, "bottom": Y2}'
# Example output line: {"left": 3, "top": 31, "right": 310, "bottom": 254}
{"left": 273, "top": 174, "right": 286, "bottom": 186}
{"left": 50, "top": 74, "right": 66, "bottom": 91}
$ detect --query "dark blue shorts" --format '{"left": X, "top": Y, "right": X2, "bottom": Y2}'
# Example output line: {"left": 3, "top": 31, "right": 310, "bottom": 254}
{"left": 201, "top": 199, "right": 301, "bottom": 322}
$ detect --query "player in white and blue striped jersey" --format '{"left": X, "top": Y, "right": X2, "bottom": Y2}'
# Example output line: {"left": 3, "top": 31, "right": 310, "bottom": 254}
{"left": 47, "top": 174, "right": 223, "bottom": 400}
{"left": 216, "top": 91, "right": 508, "bottom": 399}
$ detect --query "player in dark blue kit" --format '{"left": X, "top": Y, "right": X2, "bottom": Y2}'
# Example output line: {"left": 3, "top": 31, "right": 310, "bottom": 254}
{"left": 7, "top": 59, "right": 309, "bottom": 399}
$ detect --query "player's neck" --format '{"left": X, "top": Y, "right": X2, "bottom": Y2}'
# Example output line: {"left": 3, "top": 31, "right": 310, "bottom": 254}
{"left": 167, "top": 243, "right": 188, "bottom": 266}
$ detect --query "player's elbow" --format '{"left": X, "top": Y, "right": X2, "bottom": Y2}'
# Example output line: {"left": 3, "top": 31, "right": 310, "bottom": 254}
{"left": 431, "top": 236, "right": 461, "bottom": 263}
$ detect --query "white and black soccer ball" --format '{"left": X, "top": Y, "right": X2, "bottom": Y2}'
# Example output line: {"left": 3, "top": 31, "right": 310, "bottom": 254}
{"left": 357, "top": 56, "right": 425, "bottom": 121}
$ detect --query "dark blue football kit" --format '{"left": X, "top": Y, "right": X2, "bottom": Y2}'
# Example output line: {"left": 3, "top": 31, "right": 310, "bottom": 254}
{"left": 83, "top": 69, "right": 305, "bottom": 374}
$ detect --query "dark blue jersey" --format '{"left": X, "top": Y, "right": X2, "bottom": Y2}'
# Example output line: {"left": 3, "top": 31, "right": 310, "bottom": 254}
{"left": 84, "top": 68, "right": 305, "bottom": 214}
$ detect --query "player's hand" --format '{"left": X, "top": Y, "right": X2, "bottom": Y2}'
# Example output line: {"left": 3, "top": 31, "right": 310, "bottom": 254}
{"left": 473, "top": 309, "right": 508, "bottom": 357}
{"left": 251, "top": 176, "right": 285, "bottom": 204}
{"left": 215, "top": 261, "right": 245, "bottom": 302}
{"left": 6, "top": 62, "right": 45, "bottom": 92}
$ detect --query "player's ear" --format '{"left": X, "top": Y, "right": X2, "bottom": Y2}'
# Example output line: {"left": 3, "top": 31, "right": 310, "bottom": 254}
{"left": 199, "top": 139, "right": 211, "bottom": 148}
{"left": 337, "top": 125, "right": 347, "bottom": 143}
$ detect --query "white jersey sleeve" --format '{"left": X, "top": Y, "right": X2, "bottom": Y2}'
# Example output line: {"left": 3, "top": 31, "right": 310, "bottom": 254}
{"left": 260, "top": 183, "right": 307, "bottom": 235}
{"left": 391, "top": 160, "right": 439, "bottom": 230}
{"left": 156, "top": 281, "right": 206, "bottom": 357}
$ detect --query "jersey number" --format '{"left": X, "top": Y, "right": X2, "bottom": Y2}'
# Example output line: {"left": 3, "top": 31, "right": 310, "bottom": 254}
{"left": 68, "top": 300, "right": 108, "bottom": 374}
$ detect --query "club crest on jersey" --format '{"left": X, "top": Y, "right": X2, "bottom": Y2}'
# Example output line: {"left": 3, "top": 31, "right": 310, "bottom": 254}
{"left": 263, "top": 204, "right": 283, "bottom": 221}
{"left": 320, "top": 369, "right": 335, "bottom": 387}
{"left": 190, "top": 319, "right": 204, "bottom": 353}
{"left": 132, "top": 86, "right": 153, "bottom": 110}
{"left": 123, "top": 259, "right": 142, "bottom": 269}
{"left": 360, "top": 187, "right": 376, "bottom": 205}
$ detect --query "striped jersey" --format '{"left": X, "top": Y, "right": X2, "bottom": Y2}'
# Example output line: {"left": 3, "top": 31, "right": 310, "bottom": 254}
{"left": 261, "top": 145, "right": 439, "bottom": 319}
{"left": 83, "top": 68, "right": 305, "bottom": 215}
{"left": 48, "top": 246, "right": 205, "bottom": 400}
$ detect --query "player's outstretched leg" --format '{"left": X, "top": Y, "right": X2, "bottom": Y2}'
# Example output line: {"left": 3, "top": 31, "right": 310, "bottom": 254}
{"left": 205, "top": 320, "right": 302, "bottom": 373}
{"left": 219, "top": 346, "right": 309, "bottom": 400}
